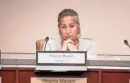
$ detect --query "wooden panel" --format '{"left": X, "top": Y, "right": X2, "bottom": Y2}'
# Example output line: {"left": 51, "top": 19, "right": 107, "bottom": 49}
{"left": 102, "top": 72, "right": 130, "bottom": 83}
{"left": 19, "top": 68, "right": 99, "bottom": 83}
{"left": 0, "top": 70, "right": 1, "bottom": 76}
{"left": 0, "top": 70, "right": 1, "bottom": 83}
{"left": 2, "top": 67, "right": 130, "bottom": 83}
{"left": 19, "top": 70, "right": 36, "bottom": 83}
{"left": 1, "top": 70, "right": 16, "bottom": 83}
{"left": 83, "top": 71, "right": 99, "bottom": 83}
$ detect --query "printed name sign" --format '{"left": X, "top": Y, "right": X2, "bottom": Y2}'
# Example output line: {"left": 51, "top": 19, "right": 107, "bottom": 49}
{"left": 31, "top": 77, "right": 87, "bottom": 83}
{"left": 37, "top": 51, "right": 86, "bottom": 65}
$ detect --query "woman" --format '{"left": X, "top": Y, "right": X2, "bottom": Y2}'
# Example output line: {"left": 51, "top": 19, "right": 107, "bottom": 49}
{"left": 43, "top": 9, "right": 97, "bottom": 56}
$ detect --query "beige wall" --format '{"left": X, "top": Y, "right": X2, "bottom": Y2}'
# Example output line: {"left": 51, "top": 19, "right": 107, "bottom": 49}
{"left": 0, "top": 0, "right": 130, "bottom": 55}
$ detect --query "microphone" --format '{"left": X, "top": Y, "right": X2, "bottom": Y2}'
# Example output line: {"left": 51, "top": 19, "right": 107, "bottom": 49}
{"left": 124, "top": 39, "right": 130, "bottom": 48}
{"left": 44, "top": 37, "right": 49, "bottom": 51}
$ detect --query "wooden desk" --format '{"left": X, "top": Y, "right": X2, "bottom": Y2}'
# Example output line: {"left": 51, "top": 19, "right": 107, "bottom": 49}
{"left": 0, "top": 67, "right": 130, "bottom": 83}
{"left": 0, "top": 53, "right": 130, "bottom": 83}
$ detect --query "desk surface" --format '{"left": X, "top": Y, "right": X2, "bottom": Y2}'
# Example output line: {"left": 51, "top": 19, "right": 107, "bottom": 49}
{"left": 1, "top": 59, "right": 130, "bottom": 70}
{"left": 1, "top": 53, "right": 130, "bottom": 70}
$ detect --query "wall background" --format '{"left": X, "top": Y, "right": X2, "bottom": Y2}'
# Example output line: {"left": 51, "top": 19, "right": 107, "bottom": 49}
{"left": 0, "top": 0, "right": 130, "bottom": 55}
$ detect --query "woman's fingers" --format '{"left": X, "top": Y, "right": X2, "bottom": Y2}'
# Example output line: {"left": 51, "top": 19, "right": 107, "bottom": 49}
{"left": 67, "top": 43, "right": 78, "bottom": 51}
{"left": 66, "top": 39, "right": 74, "bottom": 44}
{"left": 61, "top": 39, "right": 77, "bottom": 51}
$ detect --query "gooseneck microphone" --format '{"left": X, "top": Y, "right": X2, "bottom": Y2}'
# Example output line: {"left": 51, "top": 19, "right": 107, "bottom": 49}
{"left": 44, "top": 37, "right": 49, "bottom": 51}
{"left": 124, "top": 39, "right": 130, "bottom": 48}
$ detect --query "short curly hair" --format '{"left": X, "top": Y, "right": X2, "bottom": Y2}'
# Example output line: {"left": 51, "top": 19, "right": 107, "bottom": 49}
{"left": 58, "top": 9, "right": 80, "bottom": 35}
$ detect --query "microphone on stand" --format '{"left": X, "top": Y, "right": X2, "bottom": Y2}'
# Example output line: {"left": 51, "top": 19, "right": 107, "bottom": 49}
{"left": 124, "top": 39, "right": 130, "bottom": 48}
{"left": 44, "top": 37, "right": 49, "bottom": 51}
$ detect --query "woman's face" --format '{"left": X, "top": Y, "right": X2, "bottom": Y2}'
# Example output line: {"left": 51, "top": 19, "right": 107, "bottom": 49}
{"left": 59, "top": 16, "right": 79, "bottom": 41}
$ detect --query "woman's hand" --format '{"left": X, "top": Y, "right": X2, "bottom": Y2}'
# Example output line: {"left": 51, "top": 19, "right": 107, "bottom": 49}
{"left": 67, "top": 41, "right": 78, "bottom": 51}
{"left": 61, "top": 39, "right": 78, "bottom": 51}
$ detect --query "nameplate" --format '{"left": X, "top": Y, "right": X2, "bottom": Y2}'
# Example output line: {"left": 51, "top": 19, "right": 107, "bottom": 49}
{"left": 31, "top": 77, "right": 87, "bottom": 83}
{"left": 36, "top": 51, "right": 86, "bottom": 66}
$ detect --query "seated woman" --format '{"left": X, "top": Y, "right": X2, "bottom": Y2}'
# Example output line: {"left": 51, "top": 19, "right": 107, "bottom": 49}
{"left": 43, "top": 9, "right": 97, "bottom": 56}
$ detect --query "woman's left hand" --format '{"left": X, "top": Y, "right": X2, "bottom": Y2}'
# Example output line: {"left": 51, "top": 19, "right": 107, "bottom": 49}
{"left": 61, "top": 39, "right": 78, "bottom": 51}
{"left": 67, "top": 42, "right": 78, "bottom": 51}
